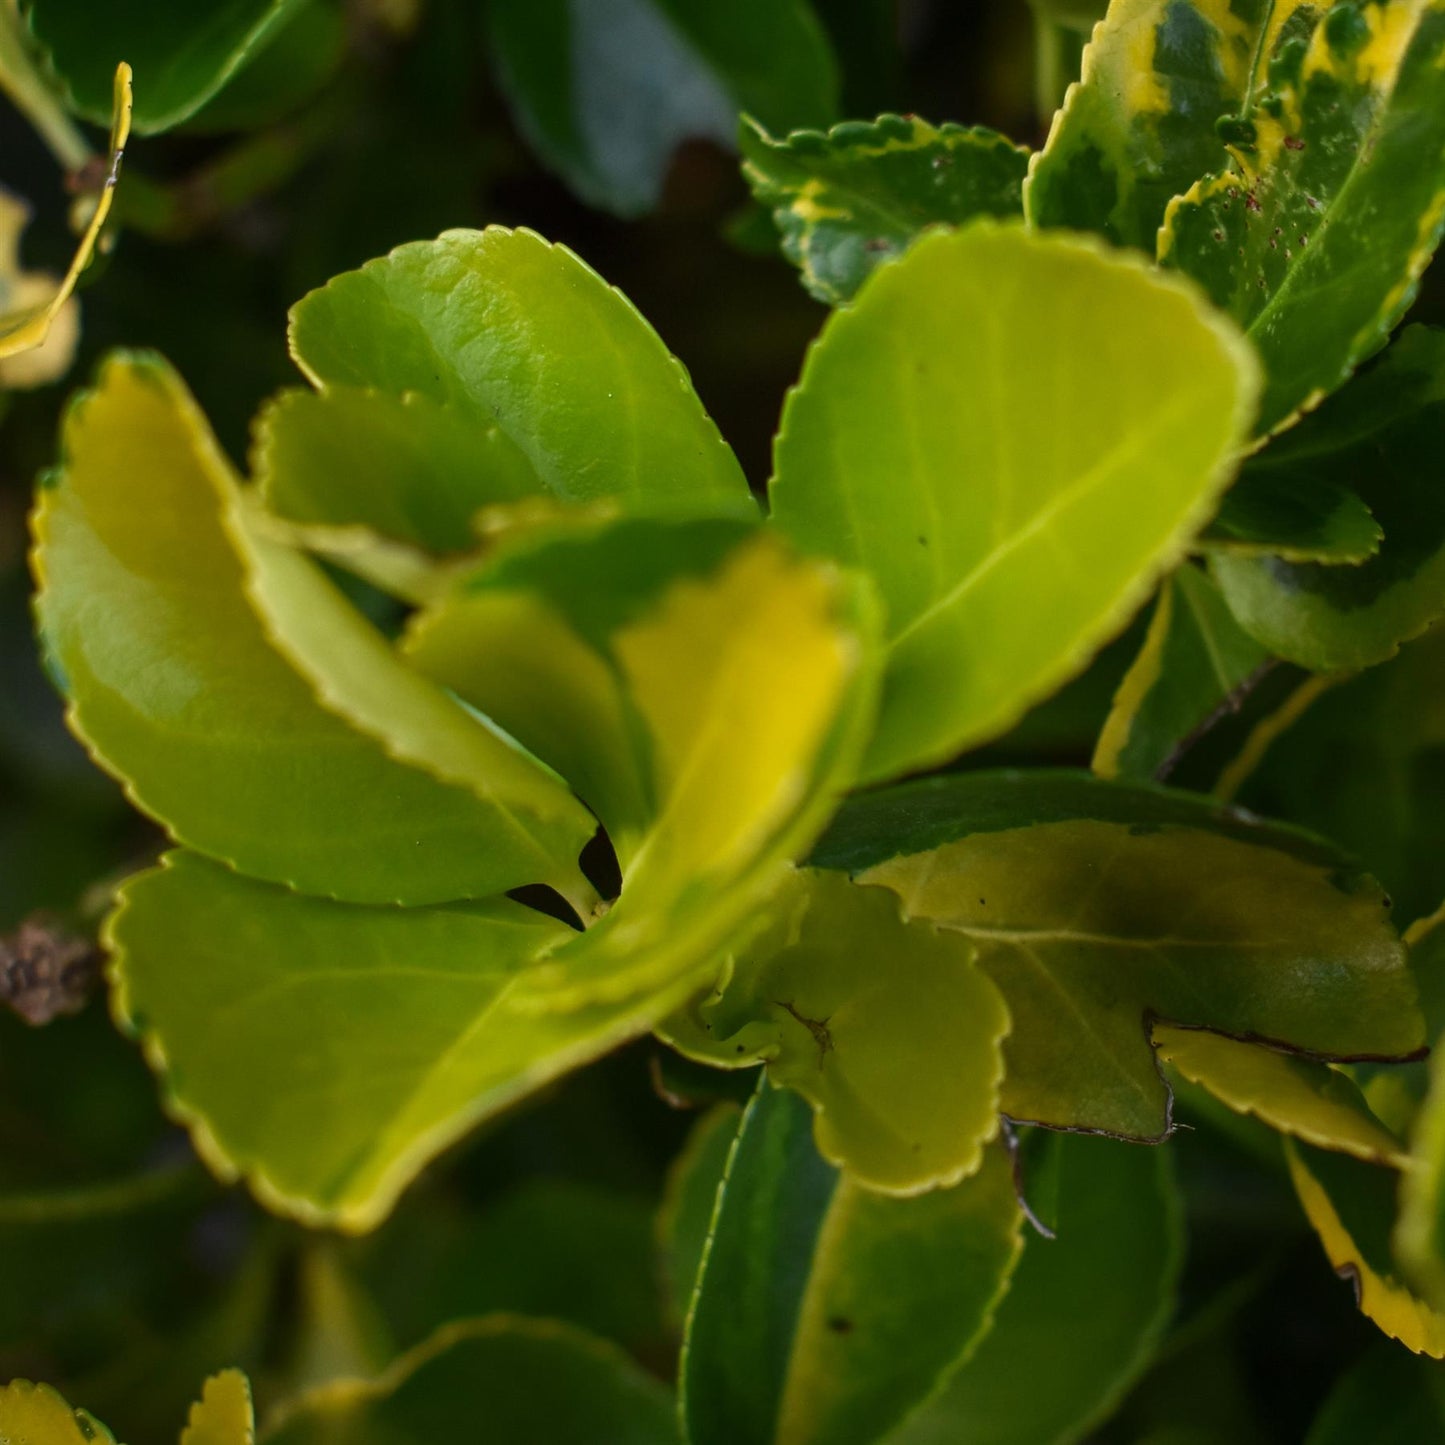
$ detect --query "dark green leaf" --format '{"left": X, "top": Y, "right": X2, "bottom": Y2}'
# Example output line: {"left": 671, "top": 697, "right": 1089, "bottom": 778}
{"left": 1305, "top": 1344, "right": 1445, "bottom": 1445}
{"left": 740, "top": 112, "right": 1028, "bottom": 304}
{"left": 488, "top": 0, "right": 839, "bottom": 215}
{"left": 1202, "top": 469, "right": 1381, "bottom": 564}
{"left": 1211, "top": 327, "right": 1445, "bottom": 670}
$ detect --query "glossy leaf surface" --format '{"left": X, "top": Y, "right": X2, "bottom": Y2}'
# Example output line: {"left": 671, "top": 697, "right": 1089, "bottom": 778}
{"left": 1025, "top": 0, "right": 1310, "bottom": 249}
{"left": 1155, "top": 1025, "right": 1406, "bottom": 1166}
{"left": 33, "top": 354, "right": 595, "bottom": 906}
{"left": 661, "top": 868, "right": 1008, "bottom": 1194}
{"left": 280, "top": 227, "right": 751, "bottom": 526}
{"left": 264, "top": 1317, "right": 677, "bottom": 1444}
{"left": 1093, "top": 564, "right": 1270, "bottom": 783}
{"left": 1211, "top": 327, "right": 1445, "bottom": 671}
{"left": 488, "top": 0, "right": 838, "bottom": 215}
{"left": 25, "top": 0, "right": 301, "bottom": 132}
{"left": 1286, "top": 1139, "right": 1445, "bottom": 1357}
{"left": 740, "top": 113, "right": 1028, "bottom": 304}
{"left": 179, "top": 1371, "right": 253, "bottom": 1445}
{"left": 108, "top": 849, "right": 694, "bottom": 1231}
{"left": 770, "top": 221, "right": 1258, "bottom": 782}
{"left": 893, "top": 1132, "right": 1181, "bottom": 1445}
{"left": 813, "top": 770, "right": 1421, "bottom": 1139}
{"left": 682, "top": 1081, "right": 1023, "bottom": 1445}
{"left": 1203, "top": 465, "right": 1381, "bottom": 564}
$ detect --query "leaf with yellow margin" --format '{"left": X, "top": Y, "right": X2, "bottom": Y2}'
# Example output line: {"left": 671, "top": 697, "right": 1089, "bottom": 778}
{"left": 179, "top": 1371, "right": 254, "bottom": 1445}
{"left": 660, "top": 868, "right": 1009, "bottom": 1195}
{"left": 1160, "top": 0, "right": 1445, "bottom": 433}
{"left": 32, "top": 353, "right": 597, "bottom": 907}
{"left": 1155, "top": 1024, "right": 1408, "bottom": 1167}
{"left": 0, "top": 63, "right": 129, "bottom": 367}
{"left": 0, "top": 1379, "right": 117, "bottom": 1445}
{"left": 1287, "top": 1138, "right": 1445, "bottom": 1358}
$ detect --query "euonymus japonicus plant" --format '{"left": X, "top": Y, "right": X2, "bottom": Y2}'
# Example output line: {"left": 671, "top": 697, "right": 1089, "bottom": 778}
{"left": 10, "top": 0, "right": 1445, "bottom": 1441}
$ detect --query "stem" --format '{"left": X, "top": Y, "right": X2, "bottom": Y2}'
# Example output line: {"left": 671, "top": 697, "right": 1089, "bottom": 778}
{"left": 0, "top": 0, "right": 91, "bottom": 173}
{"left": 0, "top": 1158, "right": 209, "bottom": 1225}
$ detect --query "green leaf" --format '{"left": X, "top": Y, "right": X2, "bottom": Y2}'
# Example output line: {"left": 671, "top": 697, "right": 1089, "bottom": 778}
{"left": 812, "top": 769, "right": 1422, "bottom": 1140}
{"left": 32, "top": 353, "right": 596, "bottom": 906}
{"left": 500, "top": 529, "right": 884, "bottom": 1010}
{"left": 405, "top": 514, "right": 757, "bottom": 868}
{"left": 277, "top": 227, "right": 752, "bottom": 530}
{"left": 1093, "top": 564, "right": 1271, "bottom": 783}
{"left": 1201, "top": 468, "right": 1382, "bottom": 563}
{"left": 769, "top": 221, "right": 1259, "bottom": 783}
{"left": 1210, "top": 327, "right": 1445, "bottom": 671}
{"left": 262, "top": 1317, "right": 678, "bottom": 1444}
{"left": 25, "top": 0, "right": 304, "bottom": 132}
{"left": 1154, "top": 1024, "right": 1407, "bottom": 1166}
{"left": 1305, "top": 1344, "right": 1445, "bottom": 1445}
{"left": 255, "top": 387, "right": 543, "bottom": 556}
{"left": 1286, "top": 1139, "right": 1445, "bottom": 1357}
{"left": 179, "top": 1371, "right": 254, "bottom": 1445}
{"left": 108, "top": 848, "right": 694, "bottom": 1231}
{"left": 660, "top": 868, "right": 1009, "bottom": 1194}
{"left": 0, "top": 1380, "right": 117, "bottom": 1444}
{"left": 740, "top": 113, "right": 1028, "bottom": 305}
{"left": 891, "top": 1132, "right": 1182, "bottom": 1445}
{"left": 657, "top": 1103, "right": 742, "bottom": 1329}
{"left": 487, "top": 0, "right": 838, "bottom": 216}
{"left": 1025, "top": 0, "right": 1317, "bottom": 250}
{"left": 1229, "top": 626, "right": 1445, "bottom": 927}
{"left": 681, "top": 1080, "right": 1024, "bottom": 1445}
{"left": 1159, "top": 2, "right": 1445, "bottom": 433}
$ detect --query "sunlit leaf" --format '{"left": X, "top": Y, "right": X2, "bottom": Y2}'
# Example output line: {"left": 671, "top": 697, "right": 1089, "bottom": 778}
{"left": 262, "top": 1317, "right": 678, "bottom": 1444}
{"left": 812, "top": 770, "right": 1422, "bottom": 1139}
{"left": 770, "top": 221, "right": 1259, "bottom": 782}
{"left": 740, "top": 112, "right": 1028, "bottom": 304}
{"left": 33, "top": 353, "right": 596, "bottom": 906}
{"left": 1154, "top": 1025, "right": 1407, "bottom": 1166}
{"left": 682, "top": 1080, "right": 1024, "bottom": 1445}
{"left": 274, "top": 227, "right": 753, "bottom": 536}
{"left": 108, "top": 849, "right": 688, "bottom": 1231}
{"left": 488, "top": 0, "right": 838, "bottom": 215}
{"left": 1093, "top": 564, "right": 1270, "bottom": 783}
{"left": 1286, "top": 1138, "right": 1445, "bottom": 1357}
{"left": 892, "top": 1132, "right": 1182, "bottom": 1445}
{"left": 660, "top": 868, "right": 1009, "bottom": 1194}
{"left": 1211, "top": 327, "right": 1445, "bottom": 671}
{"left": 179, "top": 1370, "right": 254, "bottom": 1445}
{"left": 1159, "top": 2, "right": 1445, "bottom": 433}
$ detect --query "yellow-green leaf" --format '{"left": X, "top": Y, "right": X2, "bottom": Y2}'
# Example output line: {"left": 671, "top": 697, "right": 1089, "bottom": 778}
{"left": 660, "top": 868, "right": 1009, "bottom": 1195}
{"left": 0, "top": 1380, "right": 116, "bottom": 1445}
{"left": 179, "top": 1371, "right": 253, "bottom": 1445}
{"left": 770, "top": 221, "right": 1259, "bottom": 783}
{"left": 1154, "top": 1024, "right": 1407, "bottom": 1167}
{"left": 33, "top": 353, "right": 596, "bottom": 906}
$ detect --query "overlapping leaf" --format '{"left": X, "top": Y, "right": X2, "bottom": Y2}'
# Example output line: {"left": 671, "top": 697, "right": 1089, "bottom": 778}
{"left": 1160, "top": 1, "right": 1445, "bottom": 433}
{"left": 811, "top": 770, "right": 1421, "bottom": 1140}
{"left": 32, "top": 353, "right": 597, "bottom": 907}
{"left": 263, "top": 226, "right": 753, "bottom": 561}
{"left": 770, "top": 220, "right": 1259, "bottom": 782}
{"left": 1211, "top": 327, "right": 1445, "bottom": 671}
{"left": 1202, "top": 464, "right": 1381, "bottom": 564}
{"left": 487, "top": 0, "right": 838, "bottom": 215}
{"left": 1093, "top": 564, "right": 1271, "bottom": 783}
{"left": 740, "top": 113, "right": 1028, "bottom": 304}
{"left": 660, "top": 867, "right": 1009, "bottom": 1194}
{"left": 891, "top": 1132, "right": 1182, "bottom": 1445}
{"left": 681, "top": 1080, "right": 1024, "bottom": 1445}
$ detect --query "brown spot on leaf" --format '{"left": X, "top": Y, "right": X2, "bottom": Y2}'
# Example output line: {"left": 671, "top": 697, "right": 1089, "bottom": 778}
{"left": 1, "top": 915, "right": 96, "bottom": 1026}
